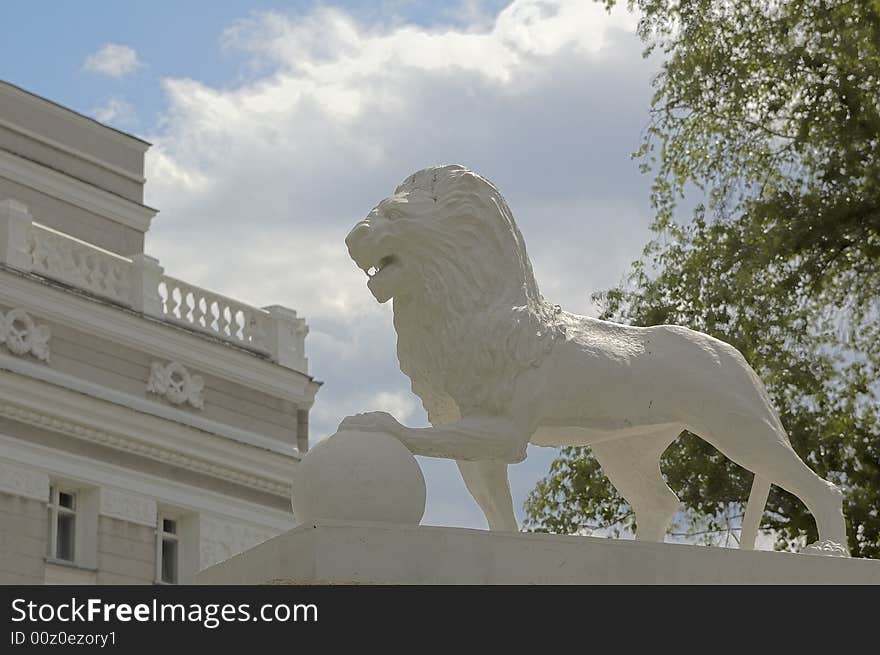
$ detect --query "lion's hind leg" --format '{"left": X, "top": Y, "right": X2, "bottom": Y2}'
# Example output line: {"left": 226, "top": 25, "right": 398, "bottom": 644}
{"left": 696, "top": 411, "right": 847, "bottom": 552}
{"left": 590, "top": 429, "right": 681, "bottom": 543}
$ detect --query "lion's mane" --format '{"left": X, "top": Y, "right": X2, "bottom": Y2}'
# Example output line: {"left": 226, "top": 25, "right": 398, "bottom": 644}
{"left": 390, "top": 165, "right": 565, "bottom": 425}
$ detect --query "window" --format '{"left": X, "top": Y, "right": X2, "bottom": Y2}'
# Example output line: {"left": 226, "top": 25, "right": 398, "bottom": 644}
{"left": 157, "top": 516, "right": 179, "bottom": 584}
{"left": 47, "top": 486, "right": 77, "bottom": 562}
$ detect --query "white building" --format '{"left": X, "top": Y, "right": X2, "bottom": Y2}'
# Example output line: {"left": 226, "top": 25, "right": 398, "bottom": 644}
{"left": 0, "top": 80, "right": 320, "bottom": 584}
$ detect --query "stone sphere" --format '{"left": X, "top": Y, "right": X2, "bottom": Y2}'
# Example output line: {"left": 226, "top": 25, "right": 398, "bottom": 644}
{"left": 291, "top": 429, "right": 426, "bottom": 525}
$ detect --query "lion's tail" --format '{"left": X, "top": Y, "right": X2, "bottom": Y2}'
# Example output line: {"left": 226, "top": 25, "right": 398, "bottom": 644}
{"left": 740, "top": 474, "right": 771, "bottom": 550}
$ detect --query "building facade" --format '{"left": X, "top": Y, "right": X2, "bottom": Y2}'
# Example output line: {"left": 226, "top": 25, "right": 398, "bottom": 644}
{"left": 0, "top": 81, "right": 320, "bottom": 584}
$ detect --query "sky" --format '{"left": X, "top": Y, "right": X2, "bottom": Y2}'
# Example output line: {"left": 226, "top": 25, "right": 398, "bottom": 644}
{"left": 1, "top": 0, "right": 664, "bottom": 530}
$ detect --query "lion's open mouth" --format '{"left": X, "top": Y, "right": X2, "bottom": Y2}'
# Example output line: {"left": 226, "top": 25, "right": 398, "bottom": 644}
{"left": 365, "top": 255, "right": 397, "bottom": 279}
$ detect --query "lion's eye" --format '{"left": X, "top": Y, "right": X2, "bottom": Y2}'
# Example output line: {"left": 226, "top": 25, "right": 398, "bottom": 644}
{"left": 384, "top": 209, "right": 403, "bottom": 221}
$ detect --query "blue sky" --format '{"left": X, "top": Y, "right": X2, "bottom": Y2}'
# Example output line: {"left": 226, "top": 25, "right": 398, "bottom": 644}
{"left": 2, "top": 0, "right": 665, "bottom": 531}
{"left": 1, "top": 1, "right": 509, "bottom": 133}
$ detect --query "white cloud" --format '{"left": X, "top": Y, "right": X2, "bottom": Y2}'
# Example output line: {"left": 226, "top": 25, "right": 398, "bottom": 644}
{"left": 83, "top": 43, "right": 143, "bottom": 78}
{"left": 91, "top": 97, "right": 137, "bottom": 127}
{"left": 143, "top": 0, "right": 658, "bottom": 528}
{"left": 368, "top": 391, "right": 420, "bottom": 424}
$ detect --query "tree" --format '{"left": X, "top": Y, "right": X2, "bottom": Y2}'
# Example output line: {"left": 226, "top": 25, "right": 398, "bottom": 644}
{"left": 525, "top": 0, "right": 880, "bottom": 557}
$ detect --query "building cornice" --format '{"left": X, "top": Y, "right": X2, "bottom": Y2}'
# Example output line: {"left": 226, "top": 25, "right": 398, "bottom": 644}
{"left": 0, "top": 436, "right": 295, "bottom": 531}
{"left": 0, "top": 148, "right": 156, "bottom": 232}
{"left": 0, "top": 270, "right": 318, "bottom": 406}
{"left": 0, "top": 351, "right": 298, "bottom": 457}
{"left": 99, "top": 487, "right": 158, "bottom": 527}
{"left": 0, "top": 457, "right": 49, "bottom": 500}
{"left": 0, "top": 81, "right": 151, "bottom": 151}
{"left": 0, "top": 116, "right": 146, "bottom": 184}
{"left": 0, "top": 369, "right": 296, "bottom": 498}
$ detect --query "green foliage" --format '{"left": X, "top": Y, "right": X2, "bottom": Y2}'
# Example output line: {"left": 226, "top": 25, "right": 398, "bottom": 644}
{"left": 525, "top": 0, "right": 880, "bottom": 557}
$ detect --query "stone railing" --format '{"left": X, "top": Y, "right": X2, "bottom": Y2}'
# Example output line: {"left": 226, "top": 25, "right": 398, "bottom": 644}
{"left": 158, "top": 275, "right": 271, "bottom": 352}
{"left": 30, "top": 223, "right": 132, "bottom": 305}
{"left": 0, "top": 198, "right": 309, "bottom": 373}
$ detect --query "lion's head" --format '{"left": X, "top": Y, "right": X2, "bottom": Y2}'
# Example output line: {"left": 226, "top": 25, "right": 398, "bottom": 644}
{"left": 346, "top": 165, "right": 564, "bottom": 423}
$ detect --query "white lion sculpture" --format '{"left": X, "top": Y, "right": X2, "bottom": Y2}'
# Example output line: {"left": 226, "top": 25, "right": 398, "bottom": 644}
{"left": 341, "top": 164, "right": 848, "bottom": 555}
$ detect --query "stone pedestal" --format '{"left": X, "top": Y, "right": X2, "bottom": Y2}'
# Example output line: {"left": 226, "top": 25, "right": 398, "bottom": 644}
{"left": 197, "top": 520, "right": 880, "bottom": 585}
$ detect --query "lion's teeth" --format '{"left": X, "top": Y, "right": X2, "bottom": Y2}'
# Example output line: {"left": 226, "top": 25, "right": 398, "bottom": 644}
{"left": 367, "top": 266, "right": 377, "bottom": 277}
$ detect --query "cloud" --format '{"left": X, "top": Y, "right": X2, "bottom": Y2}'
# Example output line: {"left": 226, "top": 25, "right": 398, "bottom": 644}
{"left": 143, "top": 0, "right": 659, "bottom": 528}
{"left": 91, "top": 97, "right": 137, "bottom": 127}
{"left": 83, "top": 43, "right": 143, "bottom": 78}
{"left": 367, "top": 391, "right": 420, "bottom": 423}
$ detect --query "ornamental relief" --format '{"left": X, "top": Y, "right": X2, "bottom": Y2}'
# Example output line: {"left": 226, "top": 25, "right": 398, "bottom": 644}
{"left": 0, "top": 459, "right": 50, "bottom": 501}
{"left": 99, "top": 488, "right": 157, "bottom": 527}
{"left": 199, "top": 516, "right": 279, "bottom": 569}
{"left": 147, "top": 361, "right": 205, "bottom": 410}
{"left": 0, "top": 308, "right": 50, "bottom": 362}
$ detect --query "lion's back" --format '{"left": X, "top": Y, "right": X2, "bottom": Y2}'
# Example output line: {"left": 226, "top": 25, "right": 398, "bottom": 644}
{"left": 559, "top": 313, "right": 648, "bottom": 362}
{"left": 560, "top": 313, "right": 754, "bottom": 384}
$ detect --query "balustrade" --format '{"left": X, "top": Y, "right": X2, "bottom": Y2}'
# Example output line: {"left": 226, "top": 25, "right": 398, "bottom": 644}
{"left": 0, "top": 198, "right": 308, "bottom": 372}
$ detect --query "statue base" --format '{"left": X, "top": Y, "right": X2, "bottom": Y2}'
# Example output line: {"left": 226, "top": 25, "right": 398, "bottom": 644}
{"left": 196, "top": 520, "right": 880, "bottom": 585}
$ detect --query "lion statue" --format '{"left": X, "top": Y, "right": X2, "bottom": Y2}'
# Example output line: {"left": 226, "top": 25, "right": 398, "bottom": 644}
{"left": 340, "top": 164, "right": 848, "bottom": 555}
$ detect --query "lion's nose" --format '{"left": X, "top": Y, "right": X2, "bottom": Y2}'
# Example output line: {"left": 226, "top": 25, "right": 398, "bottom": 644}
{"left": 345, "top": 222, "right": 370, "bottom": 251}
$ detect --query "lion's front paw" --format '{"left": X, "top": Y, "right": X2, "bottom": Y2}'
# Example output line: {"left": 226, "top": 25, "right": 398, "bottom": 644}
{"left": 337, "top": 411, "right": 402, "bottom": 435}
{"left": 799, "top": 539, "right": 850, "bottom": 558}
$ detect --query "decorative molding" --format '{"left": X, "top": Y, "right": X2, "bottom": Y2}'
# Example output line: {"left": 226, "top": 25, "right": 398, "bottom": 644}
{"left": 0, "top": 116, "right": 147, "bottom": 183}
{"left": 0, "top": 370, "right": 298, "bottom": 498}
{"left": 0, "top": 269, "right": 318, "bottom": 405}
{"left": 0, "top": 149, "right": 156, "bottom": 232}
{"left": 0, "top": 401, "right": 289, "bottom": 496}
{"left": 99, "top": 487, "right": 157, "bottom": 527}
{"left": 0, "top": 433, "right": 296, "bottom": 532}
{"left": 0, "top": 458, "right": 49, "bottom": 501}
{"left": 147, "top": 361, "right": 205, "bottom": 410}
{"left": 0, "top": 308, "right": 50, "bottom": 362}
{"left": 0, "top": 81, "right": 150, "bottom": 152}
{"left": 199, "top": 515, "right": 280, "bottom": 569}
{"left": 0, "top": 350, "right": 298, "bottom": 457}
